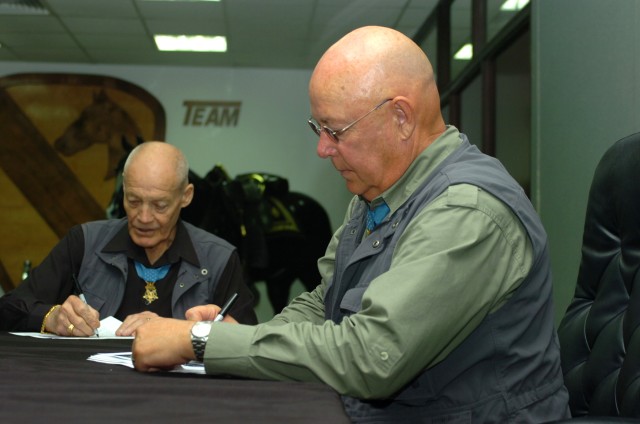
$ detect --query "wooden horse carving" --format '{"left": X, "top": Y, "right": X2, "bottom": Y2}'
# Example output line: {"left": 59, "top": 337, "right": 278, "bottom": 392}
{"left": 54, "top": 90, "right": 142, "bottom": 180}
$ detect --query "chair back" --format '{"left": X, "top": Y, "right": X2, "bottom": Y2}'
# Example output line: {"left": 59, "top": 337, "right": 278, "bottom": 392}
{"left": 558, "top": 132, "right": 640, "bottom": 418}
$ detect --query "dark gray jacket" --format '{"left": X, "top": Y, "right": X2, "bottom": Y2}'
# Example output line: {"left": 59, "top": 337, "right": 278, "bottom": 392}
{"left": 78, "top": 218, "right": 237, "bottom": 319}
{"left": 325, "top": 139, "right": 569, "bottom": 423}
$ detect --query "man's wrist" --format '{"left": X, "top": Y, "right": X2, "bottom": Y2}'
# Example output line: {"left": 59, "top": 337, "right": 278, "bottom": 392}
{"left": 41, "top": 305, "right": 61, "bottom": 334}
{"left": 190, "top": 320, "right": 213, "bottom": 362}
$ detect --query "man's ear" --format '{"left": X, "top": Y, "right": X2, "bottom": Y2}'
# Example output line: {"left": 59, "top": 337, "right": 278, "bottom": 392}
{"left": 181, "top": 183, "right": 194, "bottom": 208}
{"left": 392, "top": 97, "right": 415, "bottom": 140}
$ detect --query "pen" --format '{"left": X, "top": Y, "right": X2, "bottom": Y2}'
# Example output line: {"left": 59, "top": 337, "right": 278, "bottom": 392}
{"left": 214, "top": 292, "right": 239, "bottom": 322}
{"left": 73, "top": 274, "right": 98, "bottom": 336}
{"left": 72, "top": 274, "right": 87, "bottom": 304}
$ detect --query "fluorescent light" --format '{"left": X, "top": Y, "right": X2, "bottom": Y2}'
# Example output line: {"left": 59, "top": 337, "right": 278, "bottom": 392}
{"left": 0, "top": 1, "right": 49, "bottom": 15}
{"left": 500, "top": 0, "right": 530, "bottom": 11}
{"left": 154, "top": 35, "right": 227, "bottom": 52}
{"left": 454, "top": 43, "right": 473, "bottom": 60}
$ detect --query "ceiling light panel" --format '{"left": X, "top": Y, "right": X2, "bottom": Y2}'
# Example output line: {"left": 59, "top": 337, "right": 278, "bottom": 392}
{"left": 154, "top": 34, "right": 227, "bottom": 52}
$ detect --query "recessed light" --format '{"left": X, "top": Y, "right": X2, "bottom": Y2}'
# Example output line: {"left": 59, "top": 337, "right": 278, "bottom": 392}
{"left": 154, "top": 35, "right": 227, "bottom": 52}
{"left": 500, "top": 0, "right": 529, "bottom": 11}
{"left": 454, "top": 43, "right": 473, "bottom": 60}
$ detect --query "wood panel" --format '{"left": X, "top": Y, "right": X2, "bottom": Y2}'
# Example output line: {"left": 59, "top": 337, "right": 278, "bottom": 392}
{"left": 0, "top": 73, "right": 166, "bottom": 286}
{"left": 0, "top": 88, "right": 105, "bottom": 238}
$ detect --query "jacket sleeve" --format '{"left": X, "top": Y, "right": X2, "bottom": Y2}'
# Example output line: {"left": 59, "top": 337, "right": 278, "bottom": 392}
{"left": 201, "top": 188, "right": 533, "bottom": 399}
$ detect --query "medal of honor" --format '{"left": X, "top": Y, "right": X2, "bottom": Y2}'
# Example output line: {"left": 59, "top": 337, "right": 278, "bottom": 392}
{"left": 135, "top": 262, "right": 171, "bottom": 306}
{"left": 143, "top": 281, "right": 159, "bottom": 305}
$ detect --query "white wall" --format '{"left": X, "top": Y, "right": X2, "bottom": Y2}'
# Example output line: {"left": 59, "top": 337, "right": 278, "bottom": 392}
{"left": 0, "top": 61, "right": 352, "bottom": 234}
{"left": 532, "top": 0, "right": 640, "bottom": 323}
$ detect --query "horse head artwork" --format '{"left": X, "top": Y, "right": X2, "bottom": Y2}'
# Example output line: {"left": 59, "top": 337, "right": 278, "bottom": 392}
{"left": 107, "top": 139, "right": 333, "bottom": 314}
{"left": 54, "top": 90, "right": 142, "bottom": 180}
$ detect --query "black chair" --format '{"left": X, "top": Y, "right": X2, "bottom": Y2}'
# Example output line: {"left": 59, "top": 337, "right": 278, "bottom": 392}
{"left": 557, "top": 132, "right": 640, "bottom": 421}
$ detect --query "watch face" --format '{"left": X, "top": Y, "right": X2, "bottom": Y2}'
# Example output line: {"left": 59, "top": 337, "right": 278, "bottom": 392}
{"left": 192, "top": 321, "right": 212, "bottom": 338}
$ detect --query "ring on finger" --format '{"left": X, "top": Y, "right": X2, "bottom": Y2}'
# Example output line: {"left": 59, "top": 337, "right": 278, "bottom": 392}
{"left": 67, "top": 323, "right": 75, "bottom": 334}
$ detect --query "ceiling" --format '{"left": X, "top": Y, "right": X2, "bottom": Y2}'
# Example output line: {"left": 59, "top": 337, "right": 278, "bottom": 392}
{"left": 0, "top": 0, "right": 439, "bottom": 70}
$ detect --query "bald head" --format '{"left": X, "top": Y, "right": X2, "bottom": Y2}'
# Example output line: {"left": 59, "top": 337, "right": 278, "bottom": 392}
{"left": 123, "top": 141, "right": 189, "bottom": 190}
{"left": 309, "top": 26, "right": 446, "bottom": 200}
{"left": 310, "top": 26, "right": 444, "bottom": 141}
{"left": 313, "top": 26, "right": 432, "bottom": 95}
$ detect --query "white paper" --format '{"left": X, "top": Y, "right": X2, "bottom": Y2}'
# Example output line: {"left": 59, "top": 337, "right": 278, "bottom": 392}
{"left": 87, "top": 352, "right": 135, "bottom": 368}
{"left": 87, "top": 351, "right": 205, "bottom": 374}
{"left": 95, "top": 316, "right": 124, "bottom": 338}
{"left": 10, "top": 316, "right": 132, "bottom": 339}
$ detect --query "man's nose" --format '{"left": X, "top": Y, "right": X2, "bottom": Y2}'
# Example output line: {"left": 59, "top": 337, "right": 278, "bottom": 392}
{"left": 138, "top": 205, "right": 153, "bottom": 222}
{"left": 316, "top": 132, "right": 337, "bottom": 158}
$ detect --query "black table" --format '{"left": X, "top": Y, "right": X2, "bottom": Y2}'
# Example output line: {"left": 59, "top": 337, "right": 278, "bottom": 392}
{"left": 0, "top": 332, "right": 350, "bottom": 423}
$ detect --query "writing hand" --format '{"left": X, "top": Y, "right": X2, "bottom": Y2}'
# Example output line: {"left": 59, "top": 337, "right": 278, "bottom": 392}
{"left": 46, "top": 295, "right": 100, "bottom": 336}
{"left": 132, "top": 317, "right": 194, "bottom": 372}
{"left": 116, "top": 311, "right": 160, "bottom": 337}
{"left": 185, "top": 304, "right": 238, "bottom": 324}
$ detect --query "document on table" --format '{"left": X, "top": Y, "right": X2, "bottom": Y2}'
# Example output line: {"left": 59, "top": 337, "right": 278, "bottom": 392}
{"left": 87, "top": 351, "right": 205, "bottom": 374}
{"left": 10, "top": 316, "right": 131, "bottom": 339}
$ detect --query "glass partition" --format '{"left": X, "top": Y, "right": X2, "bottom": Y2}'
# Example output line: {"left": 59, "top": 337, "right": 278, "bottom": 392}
{"left": 495, "top": 29, "right": 531, "bottom": 194}
{"left": 450, "top": 0, "right": 472, "bottom": 80}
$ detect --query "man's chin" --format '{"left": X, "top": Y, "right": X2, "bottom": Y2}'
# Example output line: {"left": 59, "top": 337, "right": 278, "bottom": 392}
{"left": 129, "top": 231, "right": 157, "bottom": 247}
{"left": 344, "top": 181, "right": 363, "bottom": 196}
{"left": 132, "top": 240, "right": 157, "bottom": 250}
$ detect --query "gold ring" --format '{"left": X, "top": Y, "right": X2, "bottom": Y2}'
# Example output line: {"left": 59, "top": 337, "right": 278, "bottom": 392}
{"left": 67, "top": 323, "right": 75, "bottom": 334}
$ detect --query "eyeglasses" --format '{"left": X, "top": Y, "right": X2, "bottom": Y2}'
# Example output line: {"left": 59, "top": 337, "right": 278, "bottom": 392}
{"left": 308, "top": 98, "right": 392, "bottom": 143}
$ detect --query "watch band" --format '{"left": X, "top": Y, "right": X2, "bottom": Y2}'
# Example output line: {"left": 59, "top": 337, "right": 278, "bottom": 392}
{"left": 192, "top": 338, "right": 207, "bottom": 362}
{"left": 191, "top": 321, "right": 213, "bottom": 362}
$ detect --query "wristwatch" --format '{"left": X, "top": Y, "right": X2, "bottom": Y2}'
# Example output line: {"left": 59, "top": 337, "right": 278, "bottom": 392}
{"left": 190, "top": 320, "right": 213, "bottom": 362}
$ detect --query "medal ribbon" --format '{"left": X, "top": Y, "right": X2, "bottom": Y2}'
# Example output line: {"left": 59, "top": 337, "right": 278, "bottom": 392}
{"left": 134, "top": 262, "right": 171, "bottom": 305}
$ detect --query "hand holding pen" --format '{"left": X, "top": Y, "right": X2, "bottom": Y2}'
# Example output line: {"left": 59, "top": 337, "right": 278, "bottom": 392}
{"left": 214, "top": 292, "right": 239, "bottom": 322}
{"left": 184, "top": 292, "right": 239, "bottom": 323}
{"left": 132, "top": 293, "right": 241, "bottom": 371}
{"left": 53, "top": 274, "right": 100, "bottom": 336}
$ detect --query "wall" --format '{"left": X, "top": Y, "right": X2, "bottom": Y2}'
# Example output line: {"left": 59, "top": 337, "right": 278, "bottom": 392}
{"left": 531, "top": 0, "right": 640, "bottom": 323}
{"left": 0, "top": 61, "right": 351, "bottom": 234}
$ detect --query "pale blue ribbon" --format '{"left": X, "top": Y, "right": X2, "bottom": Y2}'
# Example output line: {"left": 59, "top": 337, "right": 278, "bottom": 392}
{"left": 134, "top": 262, "right": 171, "bottom": 282}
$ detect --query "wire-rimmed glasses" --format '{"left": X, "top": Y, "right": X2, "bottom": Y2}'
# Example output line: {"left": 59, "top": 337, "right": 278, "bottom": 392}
{"left": 308, "top": 98, "right": 392, "bottom": 143}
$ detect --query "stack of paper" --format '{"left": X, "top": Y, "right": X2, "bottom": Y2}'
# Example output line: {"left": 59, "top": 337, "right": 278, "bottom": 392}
{"left": 88, "top": 351, "right": 135, "bottom": 368}
{"left": 87, "top": 351, "right": 205, "bottom": 374}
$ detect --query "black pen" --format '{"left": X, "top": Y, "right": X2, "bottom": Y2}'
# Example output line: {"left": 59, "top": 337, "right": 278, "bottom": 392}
{"left": 73, "top": 274, "right": 98, "bottom": 336}
{"left": 214, "top": 292, "right": 239, "bottom": 322}
{"left": 72, "top": 274, "right": 88, "bottom": 304}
